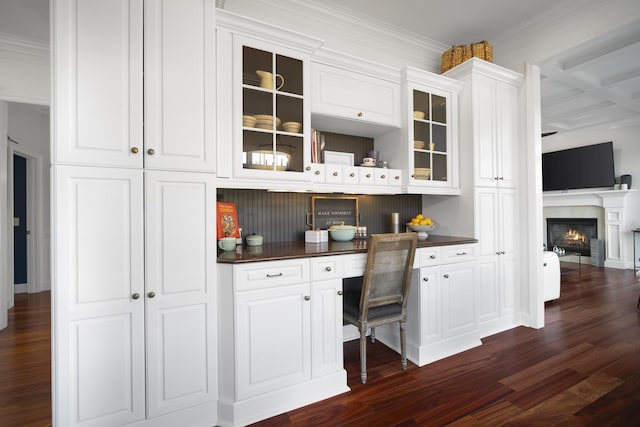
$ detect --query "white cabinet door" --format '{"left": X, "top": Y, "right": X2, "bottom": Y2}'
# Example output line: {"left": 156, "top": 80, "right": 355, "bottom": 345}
{"left": 53, "top": 0, "right": 143, "bottom": 168}
{"left": 311, "top": 62, "right": 400, "bottom": 128}
{"left": 496, "top": 81, "right": 519, "bottom": 188}
{"left": 417, "top": 267, "right": 441, "bottom": 345}
{"left": 144, "top": 171, "right": 217, "bottom": 417}
{"left": 54, "top": 166, "right": 145, "bottom": 426}
{"left": 144, "top": 0, "right": 215, "bottom": 172}
{"left": 441, "top": 262, "right": 477, "bottom": 338}
{"left": 476, "top": 187, "right": 499, "bottom": 257}
{"left": 311, "top": 279, "right": 343, "bottom": 378}
{"left": 235, "top": 283, "right": 311, "bottom": 400}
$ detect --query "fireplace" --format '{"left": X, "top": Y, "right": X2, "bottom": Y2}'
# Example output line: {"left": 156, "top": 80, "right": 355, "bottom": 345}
{"left": 546, "top": 218, "right": 597, "bottom": 256}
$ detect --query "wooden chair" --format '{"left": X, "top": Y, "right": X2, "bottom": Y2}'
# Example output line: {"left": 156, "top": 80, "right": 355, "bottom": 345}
{"left": 343, "top": 233, "right": 418, "bottom": 384}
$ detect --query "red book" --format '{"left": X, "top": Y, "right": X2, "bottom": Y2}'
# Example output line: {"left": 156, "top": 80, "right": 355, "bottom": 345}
{"left": 216, "top": 202, "right": 240, "bottom": 239}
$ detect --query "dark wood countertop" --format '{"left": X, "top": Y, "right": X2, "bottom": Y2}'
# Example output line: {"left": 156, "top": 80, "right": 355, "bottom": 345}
{"left": 217, "top": 234, "right": 478, "bottom": 264}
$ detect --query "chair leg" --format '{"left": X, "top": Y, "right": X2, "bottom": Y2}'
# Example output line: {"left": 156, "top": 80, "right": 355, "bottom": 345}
{"left": 359, "top": 329, "right": 368, "bottom": 384}
{"left": 371, "top": 327, "right": 376, "bottom": 343}
{"left": 400, "top": 320, "right": 407, "bottom": 371}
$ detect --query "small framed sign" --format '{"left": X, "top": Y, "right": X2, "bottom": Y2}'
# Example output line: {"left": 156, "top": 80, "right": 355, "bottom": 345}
{"left": 311, "top": 196, "right": 359, "bottom": 229}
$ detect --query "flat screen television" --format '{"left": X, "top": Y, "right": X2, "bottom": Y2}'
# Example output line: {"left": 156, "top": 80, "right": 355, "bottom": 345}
{"left": 542, "top": 141, "right": 615, "bottom": 191}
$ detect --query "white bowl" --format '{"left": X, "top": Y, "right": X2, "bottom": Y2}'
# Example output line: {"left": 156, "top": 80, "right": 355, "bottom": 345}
{"left": 406, "top": 224, "right": 437, "bottom": 233}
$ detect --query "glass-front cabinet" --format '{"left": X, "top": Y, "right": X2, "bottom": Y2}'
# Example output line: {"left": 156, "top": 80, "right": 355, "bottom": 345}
{"left": 216, "top": 11, "right": 322, "bottom": 186}
{"left": 412, "top": 90, "right": 449, "bottom": 184}
{"left": 378, "top": 67, "right": 463, "bottom": 195}
{"left": 241, "top": 45, "right": 305, "bottom": 174}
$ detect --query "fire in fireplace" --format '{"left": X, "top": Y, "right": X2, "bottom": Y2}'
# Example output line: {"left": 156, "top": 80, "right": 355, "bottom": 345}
{"left": 546, "top": 218, "right": 597, "bottom": 256}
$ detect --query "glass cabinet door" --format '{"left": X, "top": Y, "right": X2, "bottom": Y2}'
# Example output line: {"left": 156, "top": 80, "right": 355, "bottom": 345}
{"left": 412, "top": 90, "right": 448, "bottom": 183}
{"left": 241, "top": 45, "right": 304, "bottom": 173}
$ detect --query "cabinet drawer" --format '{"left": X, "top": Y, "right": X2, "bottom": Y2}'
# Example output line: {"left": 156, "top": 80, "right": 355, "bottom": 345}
{"left": 234, "top": 259, "right": 310, "bottom": 291}
{"left": 358, "top": 167, "right": 375, "bottom": 185}
{"left": 388, "top": 169, "right": 402, "bottom": 186}
{"left": 341, "top": 253, "right": 367, "bottom": 278}
{"left": 310, "top": 256, "right": 342, "bottom": 281}
{"left": 418, "top": 246, "right": 441, "bottom": 267}
{"left": 374, "top": 169, "right": 389, "bottom": 185}
{"left": 441, "top": 244, "right": 477, "bottom": 264}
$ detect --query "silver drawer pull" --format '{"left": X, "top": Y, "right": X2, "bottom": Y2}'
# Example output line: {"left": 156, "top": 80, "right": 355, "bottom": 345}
{"left": 457, "top": 252, "right": 467, "bottom": 256}
{"left": 443, "top": 274, "right": 449, "bottom": 279}
{"left": 266, "top": 273, "right": 283, "bottom": 278}
{"left": 429, "top": 255, "right": 436, "bottom": 259}
{"left": 423, "top": 277, "right": 429, "bottom": 282}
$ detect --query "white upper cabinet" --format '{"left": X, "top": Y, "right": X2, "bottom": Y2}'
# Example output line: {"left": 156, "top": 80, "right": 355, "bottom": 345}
{"left": 53, "top": 0, "right": 143, "bottom": 167}
{"left": 310, "top": 59, "right": 401, "bottom": 137}
{"left": 144, "top": 0, "right": 216, "bottom": 171}
{"left": 54, "top": 0, "right": 215, "bottom": 171}
{"left": 445, "top": 59, "right": 523, "bottom": 189}
{"left": 377, "top": 67, "right": 463, "bottom": 195}
{"left": 215, "top": 11, "right": 323, "bottom": 185}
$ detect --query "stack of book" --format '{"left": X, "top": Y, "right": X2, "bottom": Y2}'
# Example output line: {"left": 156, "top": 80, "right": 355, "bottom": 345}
{"left": 311, "top": 129, "right": 326, "bottom": 163}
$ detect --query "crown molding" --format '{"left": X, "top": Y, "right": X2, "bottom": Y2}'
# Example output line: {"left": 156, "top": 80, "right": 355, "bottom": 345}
{"left": 0, "top": 32, "right": 49, "bottom": 58}
{"left": 220, "top": 0, "right": 446, "bottom": 72}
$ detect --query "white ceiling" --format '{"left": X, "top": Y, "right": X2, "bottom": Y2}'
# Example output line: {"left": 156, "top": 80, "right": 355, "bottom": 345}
{"left": 322, "top": 0, "right": 640, "bottom": 136}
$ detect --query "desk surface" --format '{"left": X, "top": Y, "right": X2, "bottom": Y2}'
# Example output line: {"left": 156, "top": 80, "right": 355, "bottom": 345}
{"left": 217, "top": 234, "right": 477, "bottom": 264}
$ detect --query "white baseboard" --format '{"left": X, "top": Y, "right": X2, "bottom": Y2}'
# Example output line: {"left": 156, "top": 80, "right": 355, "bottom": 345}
{"left": 14, "top": 283, "right": 28, "bottom": 293}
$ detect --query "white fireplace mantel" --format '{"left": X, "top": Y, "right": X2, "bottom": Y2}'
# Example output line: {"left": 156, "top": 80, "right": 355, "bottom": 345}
{"left": 543, "top": 189, "right": 635, "bottom": 269}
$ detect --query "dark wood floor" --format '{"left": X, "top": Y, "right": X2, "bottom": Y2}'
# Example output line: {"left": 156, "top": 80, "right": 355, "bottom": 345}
{"left": 253, "top": 264, "right": 640, "bottom": 426}
{"left": 0, "top": 291, "right": 51, "bottom": 427}
{"left": 1, "top": 264, "right": 639, "bottom": 426}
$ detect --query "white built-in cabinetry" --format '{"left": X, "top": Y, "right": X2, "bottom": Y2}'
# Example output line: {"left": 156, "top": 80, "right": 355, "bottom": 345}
{"left": 310, "top": 58, "right": 401, "bottom": 137}
{"left": 52, "top": 1, "right": 217, "bottom": 426}
{"left": 378, "top": 67, "right": 463, "bottom": 195}
{"left": 445, "top": 58, "right": 524, "bottom": 337}
{"left": 376, "top": 244, "right": 481, "bottom": 366}
{"left": 217, "top": 258, "right": 348, "bottom": 426}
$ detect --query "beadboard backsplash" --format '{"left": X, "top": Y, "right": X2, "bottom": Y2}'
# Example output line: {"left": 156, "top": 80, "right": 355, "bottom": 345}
{"left": 218, "top": 188, "right": 422, "bottom": 243}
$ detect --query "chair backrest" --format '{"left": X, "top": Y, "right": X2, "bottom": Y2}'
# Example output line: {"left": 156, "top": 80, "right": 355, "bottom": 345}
{"left": 359, "top": 233, "right": 418, "bottom": 320}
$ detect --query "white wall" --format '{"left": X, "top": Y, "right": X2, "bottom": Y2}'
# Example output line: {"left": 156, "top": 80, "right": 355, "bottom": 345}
{"left": 8, "top": 102, "right": 51, "bottom": 291}
{"left": 542, "top": 123, "right": 640, "bottom": 268}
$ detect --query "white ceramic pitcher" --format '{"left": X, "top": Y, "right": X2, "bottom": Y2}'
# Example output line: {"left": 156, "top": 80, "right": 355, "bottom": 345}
{"left": 256, "top": 70, "right": 284, "bottom": 90}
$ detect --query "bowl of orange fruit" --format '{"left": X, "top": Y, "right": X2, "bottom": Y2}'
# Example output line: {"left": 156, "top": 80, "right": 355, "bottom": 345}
{"left": 406, "top": 214, "right": 436, "bottom": 238}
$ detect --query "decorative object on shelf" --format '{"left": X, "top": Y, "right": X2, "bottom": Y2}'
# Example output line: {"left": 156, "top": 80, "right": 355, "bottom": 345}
{"left": 621, "top": 174, "right": 632, "bottom": 189}
{"left": 310, "top": 196, "right": 358, "bottom": 230}
{"left": 441, "top": 40, "right": 493, "bottom": 73}
{"left": 281, "top": 121, "right": 301, "bottom": 133}
{"left": 362, "top": 157, "right": 376, "bottom": 166}
{"left": 256, "top": 69, "right": 284, "bottom": 90}
{"left": 216, "top": 201, "right": 240, "bottom": 239}
{"left": 245, "top": 234, "right": 264, "bottom": 246}
{"left": 406, "top": 223, "right": 437, "bottom": 240}
{"left": 470, "top": 40, "right": 493, "bottom": 62}
{"left": 413, "top": 140, "right": 425, "bottom": 149}
{"left": 328, "top": 222, "right": 356, "bottom": 241}
{"left": 242, "top": 115, "right": 257, "bottom": 127}
{"left": 413, "top": 111, "right": 425, "bottom": 119}
{"left": 218, "top": 237, "right": 237, "bottom": 252}
{"left": 324, "top": 150, "right": 354, "bottom": 166}
{"left": 246, "top": 150, "right": 290, "bottom": 171}
{"left": 254, "top": 114, "right": 281, "bottom": 130}
{"left": 441, "top": 44, "right": 471, "bottom": 73}
{"left": 413, "top": 167, "right": 431, "bottom": 180}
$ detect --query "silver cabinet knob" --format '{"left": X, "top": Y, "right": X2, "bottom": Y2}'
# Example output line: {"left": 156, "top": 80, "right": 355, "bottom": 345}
{"left": 430, "top": 255, "right": 436, "bottom": 259}
{"left": 304, "top": 295, "right": 310, "bottom": 301}
{"left": 147, "top": 148, "right": 155, "bottom": 155}
{"left": 357, "top": 112, "right": 363, "bottom": 117}
{"left": 380, "top": 175, "right": 385, "bottom": 179}
{"left": 325, "top": 266, "right": 332, "bottom": 271}
{"left": 333, "top": 172, "right": 338, "bottom": 176}
{"left": 315, "top": 170, "right": 320, "bottom": 175}
{"left": 148, "top": 292, "right": 156, "bottom": 298}
{"left": 350, "top": 173, "right": 355, "bottom": 177}
{"left": 423, "top": 277, "right": 429, "bottom": 282}
{"left": 132, "top": 293, "right": 140, "bottom": 300}
{"left": 337, "top": 290, "right": 343, "bottom": 296}
{"left": 366, "top": 173, "right": 371, "bottom": 178}
{"left": 443, "top": 274, "right": 449, "bottom": 279}
{"left": 306, "top": 166, "right": 311, "bottom": 171}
